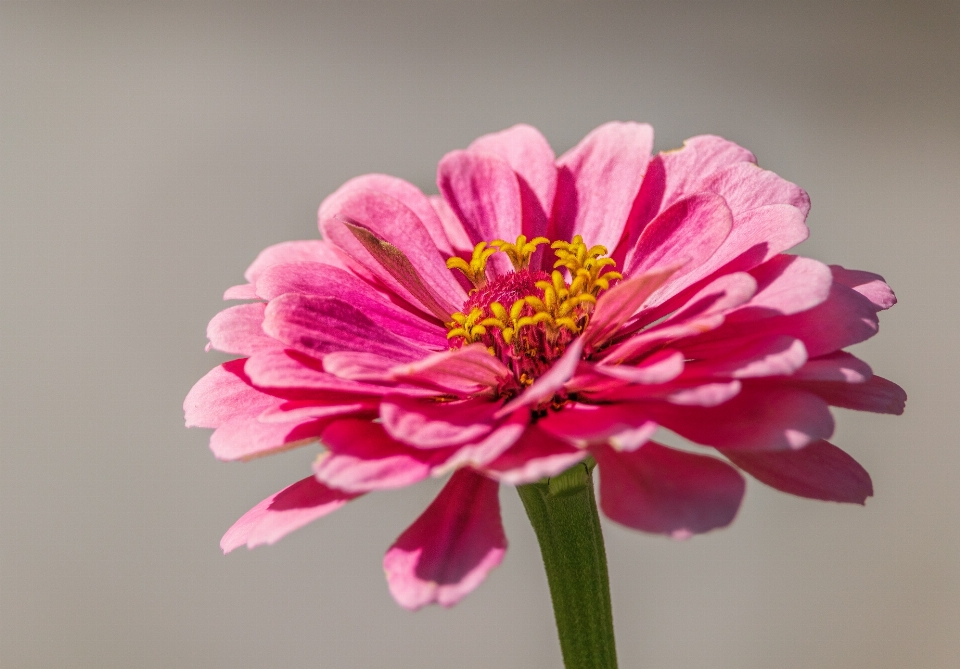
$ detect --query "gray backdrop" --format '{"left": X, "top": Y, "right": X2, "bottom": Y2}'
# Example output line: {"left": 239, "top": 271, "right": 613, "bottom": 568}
{"left": 2, "top": 1, "right": 958, "bottom": 667}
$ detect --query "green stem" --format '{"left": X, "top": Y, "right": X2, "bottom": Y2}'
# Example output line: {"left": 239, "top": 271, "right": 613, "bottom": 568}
{"left": 517, "top": 461, "right": 618, "bottom": 669}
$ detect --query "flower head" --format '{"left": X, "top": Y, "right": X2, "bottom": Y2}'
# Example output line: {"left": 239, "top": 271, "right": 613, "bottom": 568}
{"left": 185, "top": 122, "right": 905, "bottom": 610}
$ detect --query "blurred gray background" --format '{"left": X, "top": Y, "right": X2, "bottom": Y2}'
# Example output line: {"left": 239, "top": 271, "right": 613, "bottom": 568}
{"left": 2, "top": 1, "right": 958, "bottom": 667}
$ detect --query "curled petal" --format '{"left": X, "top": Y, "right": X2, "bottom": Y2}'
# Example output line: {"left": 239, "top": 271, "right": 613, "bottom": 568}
{"left": 381, "top": 395, "right": 501, "bottom": 448}
{"left": 583, "top": 265, "right": 681, "bottom": 349}
{"left": 482, "top": 427, "right": 587, "bottom": 484}
{"left": 830, "top": 265, "right": 897, "bottom": 311}
{"left": 538, "top": 403, "right": 657, "bottom": 451}
{"left": 384, "top": 470, "right": 506, "bottom": 610}
{"left": 723, "top": 440, "right": 873, "bottom": 504}
{"left": 221, "top": 477, "right": 359, "bottom": 553}
{"left": 596, "top": 442, "right": 745, "bottom": 538}
{"left": 389, "top": 344, "right": 511, "bottom": 395}
{"left": 791, "top": 375, "right": 906, "bottom": 415}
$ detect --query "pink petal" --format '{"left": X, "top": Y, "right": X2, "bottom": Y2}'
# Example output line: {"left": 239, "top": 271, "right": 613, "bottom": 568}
{"left": 595, "top": 442, "right": 745, "bottom": 537}
{"left": 703, "top": 161, "right": 811, "bottom": 218}
{"left": 790, "top": 375, "right": 906, "bottom": 415}
{"left": 258, "top": 399, "right": 377, "bottom": 424}
{"left": 223, "top": 283, "right": 258, "bottom": 300}
{"left": 381, "top": 395, "right": 501, "bottom": 448}
{"left": 664, "top": 380, "right": 743, "bottom": 407}
{"left": 723, "top": 440, "right": 872, "bottom": 504}
{"left": 437, "top": 150, "right": 522, "bottom": 276}
{"left": 428, "top": 195, "right": 474, "bottom": 254}
{"left": 384, "top": 470, "right": 506, "bottom": 610}
{"left": 482, "top": 426, "right": 586, "bottom": 484}
{"left": 210, "top": 415, "right": 329, "bottom": 462}
{"left": 553, "top": 121, "right": 654, "bottom": 253}
{"left": 700, "top": 203, "right": 809, "bottom": 277}
{"left": 313, "top": 420, "right": 443, "bottom": 492}
{"left": 468, "top": 124, "right": 556, "bottom": 242}
{"left": 263, "top": 294, "right": 429, "bottom": 361}
{"left": 496, "top": 337, "right": 585, "bottom": 417}
{"left": 622, "top": 193, "right": 733, "bottom": 290}
{"left": 257, "top": 261, "right": 447, "bottom": 347}
{"left": 792, "top": 352, "right": 872, "bottom": 383}
{"left": 321, "top": 350, "right": 400, "bottom": 382}
{"left": 389, "top": 344, "right": 511, "bottom": 395}
{"left": 207, "top": 303, "right": 278, "bottom": 356}
{"left": 584, "top": 265, "right": 681, "bottom": 349}
{"left": 434, "top": 410, "right": 531, "bottom": 472}
{"left": 221, "top": 477, "right": 359, "bottom": 553}
{"left": 242, "top": 239, "right": 346, "bottom": 285}
{"left": 591, "top": 349, "right": 685, "bottom": 385}
{"left": 651, "top": 385, "right": 834, "bottom": 450}
{"left": 331, "top": 173, "right": 454, "bottom": 256}
{"left": 184, "top": 359, "right": 270, "bottom": 429}
{"left": 319, "top": 189, "right": 465, "bottom": 318}
{"left": 830, "top": 265, "right": 897, "bottom": 311}
{"left": 538, "top": 403, "right": 657, "bottom": 451}
{"left": 683, "top": 335, "right": 808, "bottom": 379}
{"left": 729, "top": 255, "right": 833, "bottom": 319}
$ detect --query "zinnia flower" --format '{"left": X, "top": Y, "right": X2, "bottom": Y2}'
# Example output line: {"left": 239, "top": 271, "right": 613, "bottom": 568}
{"left": 185, "top": 122, "right": 904, "bottom": 610}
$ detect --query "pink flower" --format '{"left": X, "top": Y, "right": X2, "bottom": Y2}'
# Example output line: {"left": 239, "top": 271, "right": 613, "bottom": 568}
{"left": 185, "top": 123, "right": 904, "bottom": 609}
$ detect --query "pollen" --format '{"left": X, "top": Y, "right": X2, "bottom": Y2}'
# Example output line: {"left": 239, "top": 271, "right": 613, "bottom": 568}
{"left": 446, "top": 234, "right": 622, "bottom": 391}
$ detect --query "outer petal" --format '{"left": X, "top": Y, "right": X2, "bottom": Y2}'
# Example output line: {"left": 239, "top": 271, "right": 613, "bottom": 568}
{"left": 789, "top": 375, "right": 906, "bottom": 415}
{"left": 553, "top": 122, "right": 654, "bottom": 253}
{"left": 242, "top": 239, "right": 346, "bottom": 285}
{"left": 384, "top": 470, "right": 506, "bottom": 610}
{"left": 482, "top": 426, "right": 587, "bottom": 484}
{"left": 207, "top": 303, "right": 278, "bottom": 356}
{"left": 723, "top": 440, "right": 873, "bottom": 504}
{"left": 221, "top": 477, "right": 359, "bottom": 553}
{"left": 596, "top": 442, "right": 745, "bottom": 537}
{"left": 830, "top": 265, "right": 897, "bottom": 311}
{"left": 313, "top": 420, "right": 443, "bottom": 492}
{"left": 438, "top": 150, "right": 523, "bottom": 276}
{"left": 210, "top": 415, "right": 329, "bottom": 462}
{"left": 184, "top": 359, "right": 269, "bottom": 429}
{"left": 651, "top": 386, "right": 835, "bottom": 450}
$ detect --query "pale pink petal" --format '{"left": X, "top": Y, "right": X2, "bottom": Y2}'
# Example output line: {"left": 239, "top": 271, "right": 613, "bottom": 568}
{"left": 207, "top": 303, "right": 278, "bottom": 356}
{"left": 584, "top": 265, "right": 681, "bottom": 349}
{"left": 699, "top": 203, "right": 809, "bottom": 277}
{"left": 704, "top": 161, "right": 811, "bottom": 218}
{"left": 389, "top": 344, "right": 510, "bottom": 396}
{"left": 331, "top": 173, "right": 454, "bottom": 256}
{"left": 723, "top": 440, "right": 873, "bottom": 504}
{"left": 258, "top": 399, "right": 377, "bottom": 424}
{"left": 468, "top": 124, "right": 556, "bottom": 243}
{"left": 630, "top": 270, "right": 758, "bottom": 332}
{"left": 830, "top": 265, "right": 897, "bottom": 311}
{"left": 728, "top": 255, "right": 833, "bottom": 319}
{"left": 263, "top": 294, "right": 430, "bottom": 361}
{"left": 184, "top": 359, "right": 269, "bottom": 429}
{"left": 651, "top": 386, "right": 834, "bottom": 450}
{"left": 428, "top": 195, "right": 474, "bottom": 254}
{"left": 553, "top": 121, "right": 654, "bottom": 252}
{"left": 596, "top": 442, "right": 745, "bottom": 537}
{"left": 242, "top": 239, "right": 347, "bottom": 285}
{"left": 210, "top": 415, "right": 328, "bottom": 462}
{"left": 313, "top": 420, "right": 444, "bottom": 492}
{"left": 384, "top": 470, "right": 506, "bottom": 610}
{"left": 792, "top": 352, "right": 872, "bottom": 383}
{"left": 789, "top": 375, "right": 906, "bottom": 415}
{"left": 591, "top": 350, "right": 685, "bottom": 385}
{"left": 223, "top": 283, "right": 258, "bottom": 300}
{"left": 381, "top": 395, "right": 501, "bottom": 448}
{"left": 496, "top": 337, "right": 585, "bottom": 417}
{"left": 482, "top": 427, "right": 586, "bottom": 484}
{"left": 538, "top": 403, "right": 657, "bottom": 451}
{"left": 319, "top": 189, "right": 465, "bottom": 318}
{"left": 438, "top": 150, "right": 522, "bottom": 276}
{"left": 622, "top": 193, "right": 733, "bottom": 288}
{"left": 221, "top": 477, "right": 359, "bottom": 553}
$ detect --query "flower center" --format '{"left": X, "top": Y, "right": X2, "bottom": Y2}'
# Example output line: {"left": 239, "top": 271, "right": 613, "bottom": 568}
{"left": 446, "top": 235, "right": 622, "bottom": 390}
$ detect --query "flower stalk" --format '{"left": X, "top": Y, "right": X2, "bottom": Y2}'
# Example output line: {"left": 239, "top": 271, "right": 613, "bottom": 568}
{"left": 518, "top": 460, "right": 618, "bottom": 669}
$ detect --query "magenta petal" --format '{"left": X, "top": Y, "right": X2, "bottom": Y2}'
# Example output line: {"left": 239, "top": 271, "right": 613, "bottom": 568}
{"left": 584, "top": 266, "right": 681, "bottom": 349}
{"left": 497, "top": 337, "right": 585, "bottom": 416}
{"left": 320, "top": 189, "right": 465, "bottom": 317}
{"left": 221, "top": 477, "right": 359, "bottom": 553}
{"left": 263, "top": 294, "right": 429, "bottom": 361}
{"left": 592, "top": 350, "right": 685, "bottom": 385}
{"left": 724, "top": 440, "right": 872, "bottom": 504}
{"left": 830, "top": 265, "right": 897, "bottom": 311}
{"left": 792, "top": 352, "right": 872, "bottom": 383}
{"left": 622, "top": 192, "right": 733, "bottom": 289}
{"left": 538, "top": 403, "right": 657, "bottom": 451}
{"left": 731, "top": 255, "right": 833, "bottom": 319}
{"left": 314, "top": 420, "right": 441, "bottom": 492}
{"left": 207, "top": 303, "right": 278, "bottom": 356}
{"left": 438, "top": 150, "right": 523, "bottom": 276}
{"left": 210, "top": 415, "right": 328, "bottom": 462}
{"left": 483, "top": 427, "right": 586, "bottom": 485}
{"left": 389, "top": 344, "right": 511, "bottom": 395}
{"left": 468, "top": 124, "right": 556, "bottom": 241}
{"left": 381, "top": 395, "right": 500, "bottom": 448}
{"left": 683, "top": 335, "right": 808, "bottom": 379}
{"left": 793, "top": 375, "right": 906, "bottom": 415}
{"left": 596, "top": 442, "right": 745, "bottom": 537}
{"left": 184, "top": 360, "right": 269, "bottom": 429}
{"left": 553, "top": 122, "right": 654, "bottom": 253}
{"left": 384, "top": 470, "right": 506, "bottom": 610}
{"left": 652, "top": 386, "right": 834, "bottom": 450}
{"left": 436, "top": 411, "right": 530, "bottom": 472}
